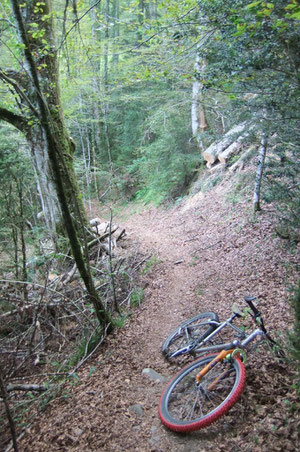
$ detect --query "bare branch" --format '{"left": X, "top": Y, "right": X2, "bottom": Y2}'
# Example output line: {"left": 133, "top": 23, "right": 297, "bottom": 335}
{"left": 6, "top": 384, "right": 49, "bottom": 393}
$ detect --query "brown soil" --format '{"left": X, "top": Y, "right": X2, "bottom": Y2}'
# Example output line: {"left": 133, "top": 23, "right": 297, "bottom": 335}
{"left": 15, "top": 181, "right": 299, "bottom": 451}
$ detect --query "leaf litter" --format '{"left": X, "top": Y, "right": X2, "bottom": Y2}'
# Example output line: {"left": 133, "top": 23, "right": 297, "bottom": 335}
{"left": 14, "top": 179, "right": 300, "bottom": 452}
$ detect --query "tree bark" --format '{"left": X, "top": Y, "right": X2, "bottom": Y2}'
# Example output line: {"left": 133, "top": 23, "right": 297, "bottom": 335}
{"left": 6, "top": 384, "right": 48, "bottom": 392}
{"left": 0, "top": 108, "right": 60, "bottom": 236}
{"left": 9, "top": 0, "right": 113, "bottom": 329}
{"left": 218, "top": 141, "right": 242, "bottom": 164}
{"left": 112, "top": 0, "right": 120, "bottom": 65}
{"left": 218, "top": 126, "right": 254, "bottom": 164}
{"left": 253, "top": 134, "right": 268, "bottom": 212}
{"left": 191, "top": 54, "right": 207, "bottom": 152}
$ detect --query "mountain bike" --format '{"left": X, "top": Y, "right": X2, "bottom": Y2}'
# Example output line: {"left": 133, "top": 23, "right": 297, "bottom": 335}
{"left": 159, "top": 296, "right": 279, "bottom": 432}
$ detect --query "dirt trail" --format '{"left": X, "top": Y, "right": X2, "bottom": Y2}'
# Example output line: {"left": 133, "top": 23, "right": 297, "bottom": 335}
{"left": 19, "top": 184, "right": 299, "bottom": 452}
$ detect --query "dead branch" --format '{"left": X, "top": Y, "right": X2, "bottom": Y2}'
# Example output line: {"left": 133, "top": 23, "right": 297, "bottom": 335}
{"left": 116, "top": 228, "right": 126, "bottom": 241}
{"left": 6, "top": 384, "right": 49, "bottom": 392}
{"left": 184, "top": 236, "right": 200, "bottom": 243}
{"left": 69, "top": 324, "right": 110, "bottom": 374}
{"left": 61, "top": 263, "right": 77, "bottom": 285}
{"left": 133, "top": 255, "right": 152, "bottom": 270}
{"left": 198, "top": 240, "right": 222, "bottom": 251}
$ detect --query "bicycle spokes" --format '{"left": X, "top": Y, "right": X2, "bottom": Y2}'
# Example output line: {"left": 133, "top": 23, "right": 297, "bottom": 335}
{"left": 167, "top": 360, "right": 237, "bottom": 423}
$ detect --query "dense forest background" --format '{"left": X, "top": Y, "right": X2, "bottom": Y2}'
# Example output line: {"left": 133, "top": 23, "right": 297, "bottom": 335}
{"left": 1, "top": 0, "right": 299, "bottom": 207}
{"left": 0, "top": 1, "right": 299, "bottom": 447}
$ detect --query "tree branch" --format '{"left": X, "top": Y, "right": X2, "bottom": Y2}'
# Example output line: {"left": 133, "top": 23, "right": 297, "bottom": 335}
{"left": 0, "top": 107, "right": 27, "bottom": 132}
{"left": 0, "top": 69, "right": 38, "bottom": 117}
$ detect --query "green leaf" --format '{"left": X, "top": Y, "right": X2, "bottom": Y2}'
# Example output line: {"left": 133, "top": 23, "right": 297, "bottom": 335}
{"left": 285, "top": 3, "right": 297, "bottom": 10}
{"left": 246, "top": 1, "right": 262, "bottom": 9}
{"left": 290, "top": 11, "right": 300, "bottom": 19}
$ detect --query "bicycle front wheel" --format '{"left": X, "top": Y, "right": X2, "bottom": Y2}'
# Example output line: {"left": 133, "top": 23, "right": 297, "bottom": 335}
{"left": 159, "top": 354, "right": 246, "bottom": 432}
{"left": 162, "top": 312, "right": 219, "bottom": 360}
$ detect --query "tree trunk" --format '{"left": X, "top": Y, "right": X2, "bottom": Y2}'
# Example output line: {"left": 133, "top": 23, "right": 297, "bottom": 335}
{"left": 112, "top": 0, "right": 120, "bottom": 65}
{"left": 28, "top": 130, "right": 61, "bottom": 235}
{"left": 191, "top": 54, "right": 207, "bottom": 152}
{"left": 0, "top": 108, "right": 60, "bottom": 237}
{"left": 218, "top": 126, "right": 254, "bottom": 164}
{"left": 9, "top": 0, "right": 113, "bottom": 329}
{"left": 253, "top": 134, "right": 268, "bottom": 212}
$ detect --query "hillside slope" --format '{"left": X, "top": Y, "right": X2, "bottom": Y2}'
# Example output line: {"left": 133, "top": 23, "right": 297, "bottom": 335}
{"left": 18, "top": 178, "right": 299, "bottom": 452}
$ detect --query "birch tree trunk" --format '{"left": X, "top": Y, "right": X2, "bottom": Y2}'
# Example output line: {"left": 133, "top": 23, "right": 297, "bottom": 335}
{"left": 112, "top": 0, "right": 120, "bottom": 65}
{"left": 253, "top": 134, "right": 268, "bottom": 212}
{"left": 191, "top": 53, "right": 207, "bottom": 152}
{"left": 90, "top": 5, "right": 104, "bottom": 158}
{"left": 0, "top": 108, "right": 60, "bottom": 237}
{"left": 28, "top": 131, "right": 61, "bottom": 234}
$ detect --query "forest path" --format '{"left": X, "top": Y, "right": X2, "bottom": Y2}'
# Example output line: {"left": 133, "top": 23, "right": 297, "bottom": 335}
{"left": 20, "top": 184, "right": 299, "bottom": 452}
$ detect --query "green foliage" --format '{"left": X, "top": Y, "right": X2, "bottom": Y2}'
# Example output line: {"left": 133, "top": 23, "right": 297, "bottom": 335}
{"left": 134, "top": 109, "right": 199, "bottom": 203}
{"left": 67, "top": 328, "right": 102, "bottom": 368}
{"left": 262, "top": 147, "right": 300, "bottom": 239}
{"left": 288, "top": 280, "right": 300, "bottom": 374}
{"left": 113, "top": 314, "right": 129, "bottom": 329}
{"left": 227, "top": 172, "right": 254, "bottom": 205}
{"left": 190, "top": 0, "right": 300, "bottom": 231}
{"left": 130, "top": 288, "right": 144, "bottom": 307}
{"left": 196, "top": 286, "right": 203, "bottom": 297}
{"left": 142, "top": 256, "right": 161, "bottom": 274}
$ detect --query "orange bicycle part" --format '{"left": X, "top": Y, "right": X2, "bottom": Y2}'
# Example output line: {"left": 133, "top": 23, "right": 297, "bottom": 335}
{"left": 195, "top": 349, "right": 235, "bottom": 383}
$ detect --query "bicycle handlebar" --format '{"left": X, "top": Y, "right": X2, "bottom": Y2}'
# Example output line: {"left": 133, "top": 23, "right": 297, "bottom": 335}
{"left": 244, "top": 296, "right": 260, "bottom": 317}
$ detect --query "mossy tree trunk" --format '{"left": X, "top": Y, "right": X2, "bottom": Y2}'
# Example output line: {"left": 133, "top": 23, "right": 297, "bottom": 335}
{"left": 9, "top": 0, "right": 112, "bottom": 329}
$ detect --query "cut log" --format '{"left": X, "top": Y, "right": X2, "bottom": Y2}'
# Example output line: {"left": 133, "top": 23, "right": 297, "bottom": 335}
{"left": 228, "top": 146, "right": 255, "bottom": 173}
{"left": 202, "top": 122, "right": 246, "bottom": 164}
{"left": 218, "top": 141, "right": 242, "bottom": 164}
{"left": 208, "top": 162, "right": 226, "bottom": 174}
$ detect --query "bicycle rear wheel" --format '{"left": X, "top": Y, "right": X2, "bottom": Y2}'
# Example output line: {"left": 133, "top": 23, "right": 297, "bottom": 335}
{"left": 162, "top": 312, "right": 219, "bottom": 360}
{"left": 159, "top": 354, "right": 245, "bottom": 432}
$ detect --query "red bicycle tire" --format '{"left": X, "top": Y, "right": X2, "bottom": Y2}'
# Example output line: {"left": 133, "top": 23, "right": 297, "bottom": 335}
{"left": 159, "top": 354, "right": 246, "bottom": 432}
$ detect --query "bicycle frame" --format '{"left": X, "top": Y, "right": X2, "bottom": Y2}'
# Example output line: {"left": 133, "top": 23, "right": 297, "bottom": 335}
{"left": 195, "top": 328, "right": 266, "bottom": 384}
{"left": 171, "top": 311, "right": 266, "bottom": 358}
